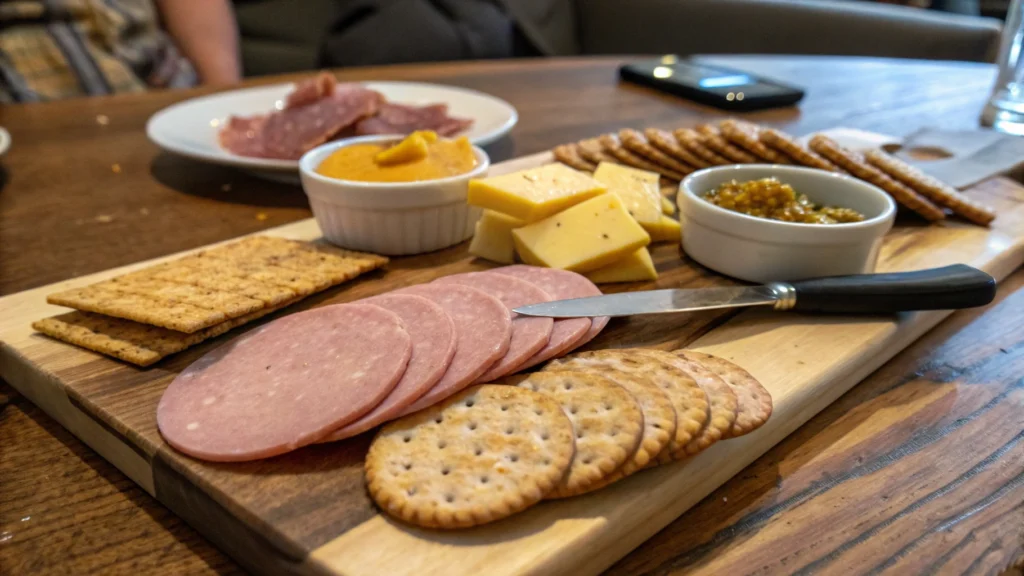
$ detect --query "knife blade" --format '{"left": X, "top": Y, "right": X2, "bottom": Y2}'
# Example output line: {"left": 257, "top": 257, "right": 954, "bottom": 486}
{"left": 512, "top": 265, "right": 997, "bottom": 318}
{"left": 513, "top": 285, "right": 788, "bottom": 318}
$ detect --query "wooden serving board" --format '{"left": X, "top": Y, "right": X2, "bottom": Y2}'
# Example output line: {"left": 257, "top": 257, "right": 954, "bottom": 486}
{"left": 2, "top": 151, "right": 1024, "bottom": 576}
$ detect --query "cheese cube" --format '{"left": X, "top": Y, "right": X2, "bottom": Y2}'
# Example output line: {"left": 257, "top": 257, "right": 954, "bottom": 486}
{"left": 593, "top": 162, "right": 662, "bottom": 226}
{"left": 468, "top": 210, "right": 525, "bottom": 264}
{"left": 586, "top": 247, "right": 658, "bottom": 283}
{"left": 468, "top": 163, "right": 606, "bottom": 222}
{"left": 512, "top": 193, "right": 651, "bottom": 273}
{"left": 661, "top": 196, "right": 676, "bottom": 215}
{"left": 642, "top": 215, "right": 682, "bottom": 243}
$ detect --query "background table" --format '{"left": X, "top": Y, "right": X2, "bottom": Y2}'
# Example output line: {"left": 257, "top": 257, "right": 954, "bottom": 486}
{"left": 1, "top": 56, "right": 1022, "bottom": 575}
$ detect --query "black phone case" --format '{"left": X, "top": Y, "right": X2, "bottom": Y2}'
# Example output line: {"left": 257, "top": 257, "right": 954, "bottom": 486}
{"left": 619, "top": 64, "right": 804, "bottom": 112}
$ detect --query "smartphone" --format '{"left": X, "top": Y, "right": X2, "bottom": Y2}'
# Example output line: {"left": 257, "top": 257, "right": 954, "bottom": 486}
{"left": 619, "top": 56, "right": 804, "bottom": 111}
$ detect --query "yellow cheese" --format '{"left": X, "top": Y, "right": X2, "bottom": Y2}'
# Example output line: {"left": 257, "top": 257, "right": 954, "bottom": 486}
{"left": 512, "top": 193, "right": 651, "bottom": 273}
{"left": 661, "top": 196, "right": 676, "bottom": 215}
{"left": 642, "top": 215, "right": 682, "bottom": 243}
{"left": 468, "top": 163, "right": 606, "bottom": 222}
{"left": 468, "top": 210, "right": 525, "bottom": 264}
{"left": 592, "top": 162, "right": 662, "bottom": 225}
{"left": 586, "top": 247, "right": 658, "bottom": 283}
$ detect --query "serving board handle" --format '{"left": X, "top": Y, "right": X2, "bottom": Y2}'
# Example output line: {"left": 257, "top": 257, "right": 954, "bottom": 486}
{"left": 785, "top": 264, "right": 996, "bottom": 314}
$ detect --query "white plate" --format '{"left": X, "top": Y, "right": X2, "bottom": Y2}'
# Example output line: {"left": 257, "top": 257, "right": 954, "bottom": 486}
{"left": 0, "top": 127, "right": 10, "bottom": 157}
{"left": 146, "top": 81, "right": 517, "bottom": 175}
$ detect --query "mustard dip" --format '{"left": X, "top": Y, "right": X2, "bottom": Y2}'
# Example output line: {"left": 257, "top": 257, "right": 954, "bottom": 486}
{"left": 316, "top": 130, "right": 478, "bottom": 183}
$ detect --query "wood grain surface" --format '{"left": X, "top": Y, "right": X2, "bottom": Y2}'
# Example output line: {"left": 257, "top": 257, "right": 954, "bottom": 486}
{"left": 1, "top": 56, "right": 1021, "bottom": 575}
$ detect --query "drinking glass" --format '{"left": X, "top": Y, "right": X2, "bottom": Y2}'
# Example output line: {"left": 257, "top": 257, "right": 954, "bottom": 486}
{"left": 982, "top": 0, "right": 1024, "bottom": 135}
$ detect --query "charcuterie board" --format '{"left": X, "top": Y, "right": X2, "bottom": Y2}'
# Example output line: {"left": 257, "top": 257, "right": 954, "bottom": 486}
{"left": 2, "top": 148, "right": 1024, "bottom": 576}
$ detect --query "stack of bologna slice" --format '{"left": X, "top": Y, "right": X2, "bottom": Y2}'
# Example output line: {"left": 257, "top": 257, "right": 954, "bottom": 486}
{"left": 157, "top": 265, "right": 609, "bottom": 462}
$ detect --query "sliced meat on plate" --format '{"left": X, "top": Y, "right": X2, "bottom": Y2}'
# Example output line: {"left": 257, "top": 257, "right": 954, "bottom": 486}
{"left": 354, "top": 102, "right": 474, "bottom": 137}
{"left": 157, "top": 303, "right": 411, "bottom": 462}
{"left": 491, "top": 265, "right": 606, "bottom": 358}
{"left": 219, "top": 84, "right": 384, "bottom": 160}
{"left": 284, "top": 72, "right": 336, "bottom": 109}
{"left": 217, "top": 115, "right": 270, "bottom": 158}
{"left": 318, "top": 294, "right": 457, "bottom": 442}
{"left": 394, "top": 283, "right": 511, "bottom": 415}
{"left": 433, "top": 271, "right": 554, "bottom": 382}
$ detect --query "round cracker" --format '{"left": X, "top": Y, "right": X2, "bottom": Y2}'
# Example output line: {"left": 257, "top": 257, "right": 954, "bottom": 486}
{"left": 513, "top": 371, "right": 644, "bottom": 498}
{"left": 675, "top": 350, "right": 772, "bottom": 437}
{"left": 627, "top": 349, "right": 738, "bottom": 459}
{"left": 546, "top": 350, "right": 708, "bottom": 460}
{"left": 365, "top": 385, "right": 575, "bottom": 529}
{"left": 758, "top": 128, "right": 844, "bottom": 173}
{"left": 719, "top": 119, "right": 792, "bottom": 164}
{"left": 567, "top": 367, "right": 676, "bottom": 489}
{"left": 553, "top": 143, "right": 597, "bottom": 173}
{"left": 673, "top": 128, "right": 731, "bottom": 166}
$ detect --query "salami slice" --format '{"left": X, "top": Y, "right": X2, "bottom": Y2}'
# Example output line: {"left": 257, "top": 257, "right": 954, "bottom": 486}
{"left": 284, "top": 72, "right": 336, "bottom": 109}
{"left": 220, "top": 85, "right": 384, "bottom": 160}
{"left": 433, "top": 272, "right": 554, "bottom": 381}
{"left": 491, "top": 265, "right": 607, "bottom": 354}
{"left": 395, "top": 284, "right": 511, "bottom": 414}
{"left": 157, "top": 303, "right": 411, "bottom": 462}
{"left": 354, "top": 102, "right": 474, "bottom": 137}
{"left": 318, "top": 294, "right": 456, "bottom": 442}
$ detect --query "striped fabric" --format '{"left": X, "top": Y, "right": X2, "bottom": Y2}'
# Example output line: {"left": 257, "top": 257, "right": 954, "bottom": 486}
{"left": 0, "top": 0, "right": 197, "bottom": 102}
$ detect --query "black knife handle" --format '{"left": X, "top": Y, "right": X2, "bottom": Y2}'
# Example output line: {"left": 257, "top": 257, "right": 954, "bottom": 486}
{"left": 784, "top": 264, "right": 996, "bottom": 314}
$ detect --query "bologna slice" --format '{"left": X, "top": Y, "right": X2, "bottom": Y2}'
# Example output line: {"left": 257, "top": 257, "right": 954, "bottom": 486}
{"left": 395, "top": 284, "right": 511, "bottom": 415}
{"left": 434, "top": 272, "right": 554, "bottom": 382}
{"left": 491, "top": 265, "right": 606, "bottom": 362}
{"left": 157, "top": 303, "right": 411, "bottom": 462}
{"left": 318, "top": 294, "right": 457, "bottom": 442}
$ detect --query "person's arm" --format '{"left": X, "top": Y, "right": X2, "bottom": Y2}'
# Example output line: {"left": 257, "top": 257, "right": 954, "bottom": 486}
{"left": 156, "top": 0, "right": 241, "bottom": 85}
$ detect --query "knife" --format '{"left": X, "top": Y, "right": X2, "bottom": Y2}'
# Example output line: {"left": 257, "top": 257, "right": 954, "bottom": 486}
{"left": 513, "top": 264, "right": 996, "bottom": 318}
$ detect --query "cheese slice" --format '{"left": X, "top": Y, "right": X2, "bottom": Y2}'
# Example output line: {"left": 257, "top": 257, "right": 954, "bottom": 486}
{"left": 512, "top": 193, "right": 651, "bottom": 273}
{"left": 661, "top": 196, "right": 676, "bottom": 215}
{"left": 586, "top": 247, "right": 658, "bottom": 283}
{"left": 468, "top": 210, "right": 525, "bottom": 264}
{"left": 468, "top": 163, "right": 606, "bottom": 222}
{"left": 593, "top": 162, "right": 662, "bottom": 225}
{"left": 642, "top": 215, "right": 682, "bottom": 243}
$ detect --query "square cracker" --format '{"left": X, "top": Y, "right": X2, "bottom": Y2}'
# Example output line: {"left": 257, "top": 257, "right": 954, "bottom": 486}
{"left": 96, "top": 277, "right": 265, "bottom": 317}
{"left": 150, "top": 265, "right": 298, "bottom": 306}
{"left": 47, "top": 285, "right": 227, "bottom": 334}
{"left": 32, "top": 298, "right": 299, "bottom": 367}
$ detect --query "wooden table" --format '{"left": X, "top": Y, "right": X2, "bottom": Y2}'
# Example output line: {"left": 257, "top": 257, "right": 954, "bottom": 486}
{"left": 1, "top": 56, "right": 1021, "bottom": 575}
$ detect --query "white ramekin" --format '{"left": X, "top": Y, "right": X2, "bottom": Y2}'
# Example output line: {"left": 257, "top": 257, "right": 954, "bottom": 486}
{"left": 678, "top": 165, "right": 897, "bottom": 283}
{"left": 299, "top": 135, "right": 489, "bottom": 255}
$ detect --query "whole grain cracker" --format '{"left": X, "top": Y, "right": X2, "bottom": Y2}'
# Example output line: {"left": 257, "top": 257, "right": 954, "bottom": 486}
{"left": 619, "top": 129, "right": 696, "bottom": 175}
{"left": 694, "top": 124, "right": 758, "bottom": 163}
{"left": 719, "top": 119, "right": 791, "bottom": 164}
{"left": 47, "top": 285, "right": 227, "bottom": 334}
{"left": 97, "top": 276, "right": 265, "bottom": 317}
{"left": 557, "top": 367, "right": 676, "bottom": 488}
{"left": 553, "top": 143, "right": 597, "bottom": 172}
{"left": 644, "top": 128, "right": 710, "bottom": 170}
{"left": 577, "top": 138, "right": 619, "bottom": 165}
{"left": 150, "top": 265, "right": 298, "bottom": 306}
{"left": 628, "top": 349, "right": 738, "bottom": 459}
{"left": 178, "top": 255, "right": 324, "bottom": 294}
{"left": 512, "top": 371, "right": 644, "bottom": 498}
{"left": 32, "top": 298, "right": 298, "bottom": 367}
{"left": 599, "top": 133, "right": 686, "bottom": 181}
{"left": 808, "top": 135, "right": 945, "bottom": 221}
{"left": 674, "top": 350, "right": 772, "bottom": 437}
{"left": 546, "top": 350, "right": 708, "bottom": 461}
{"left": 863, "top": 149, "right": 995, "bottom": 226}
{"left": 759, "top": 128, "right": 843, "bottom": 173}
{"left": 365, "top": 385, "right": 575, "bottom": 529}
{"left": 673, "top": 128, "right": 731, "bottom": 166}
